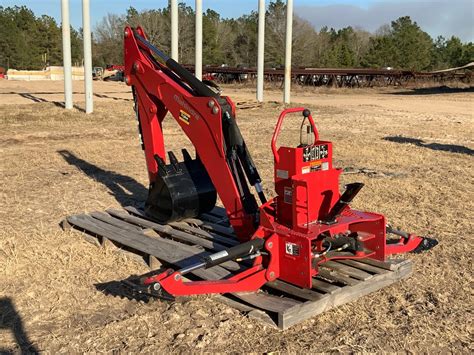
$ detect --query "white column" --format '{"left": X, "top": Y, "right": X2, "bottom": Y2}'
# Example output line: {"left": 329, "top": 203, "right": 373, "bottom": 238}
{"left": 195, "top": 0, "right": 203, "bottom": 79}
{"left": 61, "top": 0, "right": 73, "bottom": 109}
{"left": 82, "top": 0, "right": 93, "bottom": 113}
{"left": 257, "top": 0, "right": 265, "bottom": 102}
{"left": 171, "top": 0, "right": 179, "bottom": 61}
{"left": 283, "top": 0, "right": 293, "bottom": 104}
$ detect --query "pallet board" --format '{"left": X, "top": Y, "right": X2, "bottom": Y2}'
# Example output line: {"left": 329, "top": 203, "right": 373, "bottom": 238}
{"left": 63, "top": 206, "right": 412, "bottom": 329}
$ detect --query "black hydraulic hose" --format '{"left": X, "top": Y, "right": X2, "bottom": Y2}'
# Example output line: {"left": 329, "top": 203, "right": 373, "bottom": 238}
{"left": 386, "top": 225, "right": 410, "bottom": 238}
{"left": 134, "top": 32, "right": 170, "bottom": 61}
{"left": 222, "top": 112, "right": 267, "bottom": 205}
{"left": 323, "top": 183, "right": 364, "bottom": 223}
{"left": 203, "top": 238, "right": 265, "bottom": 269}
{"left": 178, "top": 238, "right": 265, "bottom": 276}
{"left": 134, "top": 31, "right": 217, "bottom": 98}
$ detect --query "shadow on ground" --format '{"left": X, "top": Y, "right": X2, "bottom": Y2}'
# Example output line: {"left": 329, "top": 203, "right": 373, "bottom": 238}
{"left": 384, "top": 136, "right": 474, "bottom": 156}
{"left": 388, "top": 86, "right": 474, "bottom": 95}
{"left": 94, "top": 93, "right": 132, "bottom": 101}
{"left": 0, "top": 298, "right": 39, "bottom": 354}
{"left": 0, "top": 91, "right": 129, "bottom": 107}
{"left": 58, "top": 150, "right": 147, "bottom": 206}
{"left": 18, "top": 93, "right": 85, "bottom": 111}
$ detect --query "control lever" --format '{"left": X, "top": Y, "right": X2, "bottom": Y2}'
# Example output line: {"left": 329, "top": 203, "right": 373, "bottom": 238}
{"left": 322, "top": 183, "right": 364, "bottom": 224}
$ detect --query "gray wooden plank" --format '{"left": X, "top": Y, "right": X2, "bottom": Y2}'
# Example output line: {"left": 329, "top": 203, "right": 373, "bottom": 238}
{"left": 102, "top": 212, "right": 242, "bottom": 272}
{"left": 123, "top": 206, "right": 237, "bottom": 241}
{"left": 182, "top": 217, "right": 235, "bottom": 238}
{"left": 279, "top": 261, "right": 413, "bottom": 329}
{"left": 232, "top": 292, "right": 300, "bottom": 313}
{"left": 148, "top": 255, "right": 162, "bottom": 269}
{"left": 91, "top": 211, "right": 143, "bottom": 233}
{"left": 358, "top": 258, "right": 409, "bottom": 271}
{"left": 213, "top": 295, "right": 256, "bottom": 313}
{"left": 81, "top": 233, "right": 101, "bottom": 247}
{"left": 169, "top": 221, "right": 239, "bottom": 247}
{"left": 266, "top": 280, "right": 325, "bottom": 301}
{"left": 60, "top": 218, "right": 72, "bottom": 230}
{"left": 317, "top": 268, "right": 361, "bottom": 286}
{"left": 101, "top": 237, "right": 117, "bottom": 249}
{"left": 323, "top": 261, "right": 373, "bottom": 281}
{"left": 338, "top": 259, "right": 389, "bottom": 274}
{"left": 67, "top": 214, "right": 231, "bottom": 281}
{"left": 106, "top": 209, "right": 230, "bottom": 253}
{"left": 312, "top": 278, "right": 341, "bottom": 294}
{"left": 107, "top": 209, "right": 175, "bottom": 234}
{"left": 248, "top": 309, "right": 278, "bottom": 327}
{"left": 70, "top": 214, "right": 201, "bottom": 259}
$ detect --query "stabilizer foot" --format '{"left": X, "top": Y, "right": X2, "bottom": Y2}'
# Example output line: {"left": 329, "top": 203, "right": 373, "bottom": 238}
{"left": 95, "top": 269, "right": 176, "bottom": 302}
{"left": 412, "top": 237, "right": 438, "bottom": 254}
{"left": 121, "top": 277, "right": 175, "bottom": 302}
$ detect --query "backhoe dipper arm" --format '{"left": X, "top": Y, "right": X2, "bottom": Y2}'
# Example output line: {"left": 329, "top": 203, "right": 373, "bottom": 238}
{"left": 123, "top": 26, "right": 263, "bottom": 241}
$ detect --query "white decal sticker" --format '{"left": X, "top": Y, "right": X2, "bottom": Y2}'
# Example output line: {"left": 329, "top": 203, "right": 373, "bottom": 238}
{"left": 209, "top": 250, "right": 228, "bottom": 261}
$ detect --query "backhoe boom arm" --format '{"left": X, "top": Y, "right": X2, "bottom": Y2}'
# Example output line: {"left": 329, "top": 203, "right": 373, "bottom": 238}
{"left": 124, "top": 26, "right": 263, "bottom": 241}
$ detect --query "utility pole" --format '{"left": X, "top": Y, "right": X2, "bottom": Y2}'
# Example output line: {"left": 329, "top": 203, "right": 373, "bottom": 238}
{"left": 195, "top": 0, "right": 203, "bottom": 80}
{"left": 61, "top": 0, "right": 73, "bottom": 109}
{"left": 257, "top": 0, "right": 265, "bottom": 102}
{"left": 170, "top": 0, "right": 179, "bottom": 61}
{"left": 82, "top": 0, "right": 93, "bottom": 113}
{"left": 283, "top": 0, "right": 293, "bottom": 104}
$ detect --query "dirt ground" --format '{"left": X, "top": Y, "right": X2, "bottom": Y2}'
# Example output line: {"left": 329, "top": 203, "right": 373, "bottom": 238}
{"left": 1, "top": 79, "right": 473, "bottom": 353}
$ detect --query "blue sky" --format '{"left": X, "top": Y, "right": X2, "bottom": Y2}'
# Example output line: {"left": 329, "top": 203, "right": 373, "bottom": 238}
{"left": 1, "top": 0, "right": 473, "bottom": 41}
{"left": 2, "top": 0, "right": 359, "bottom": 25}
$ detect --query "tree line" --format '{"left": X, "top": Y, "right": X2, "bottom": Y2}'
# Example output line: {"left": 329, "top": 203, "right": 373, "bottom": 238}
{"left": 0, "top": 6, "right": 82, "bottom": 70}
{"left": 1, "top": 2, "right": 472, "bottom": 71}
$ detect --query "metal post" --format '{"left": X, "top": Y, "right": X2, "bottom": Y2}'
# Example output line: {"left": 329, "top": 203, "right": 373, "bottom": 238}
{"left": 61, "top": 0, "right": 73, "bottom": 109}
{"left": 283, "top": 0, "right": 293, "bottom": 104}
{"left": 257, "top": 0, "right": 265, "bottom": 102}
{"left": 82, "top": 0, "right": 93, "bottom": 113}
{"left": 170, "top": 0, "right": 179, "bottom": 61}
{"left": 195, "top": 0, "right": 203, "bottom": 80}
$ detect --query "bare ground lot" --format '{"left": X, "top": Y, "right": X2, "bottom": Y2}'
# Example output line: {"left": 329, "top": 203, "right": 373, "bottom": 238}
{"left": 1, "top": 80, "right": 473, "bottom": 352}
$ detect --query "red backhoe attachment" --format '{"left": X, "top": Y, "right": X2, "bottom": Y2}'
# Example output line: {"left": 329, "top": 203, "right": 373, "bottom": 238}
{"left": 119, "top": 26, "right": 436, "bottom": 300}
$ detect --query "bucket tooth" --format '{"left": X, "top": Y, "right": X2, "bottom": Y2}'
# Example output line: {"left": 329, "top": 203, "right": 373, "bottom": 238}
{"left": 182, "top": 148, "right": 192, "bottom": 161}
{"left": 154, "top": 154, "right": 168, "bottom": 177}
{"left": 168, "top": 151, "right": 181, "bottom": 172}
{"left": 195, "top": 153, "right": 204, "bottom": 167}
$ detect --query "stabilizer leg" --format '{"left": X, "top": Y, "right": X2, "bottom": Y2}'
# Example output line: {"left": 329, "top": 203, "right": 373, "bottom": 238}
{"left": 386, "top": 225, "right": 438, "bottom": 255}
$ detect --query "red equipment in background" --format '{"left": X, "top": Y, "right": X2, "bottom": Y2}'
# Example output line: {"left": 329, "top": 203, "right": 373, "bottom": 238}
{"left": 106, "top": 64, "right": 125, "bottom": 72}
{"left": 120, "top": 26, "right": 436, "bottom": 300}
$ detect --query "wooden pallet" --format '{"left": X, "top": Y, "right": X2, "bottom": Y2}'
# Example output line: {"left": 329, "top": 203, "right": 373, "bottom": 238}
{"left": 62, "top": 206, "right": 412, "bottom": 329}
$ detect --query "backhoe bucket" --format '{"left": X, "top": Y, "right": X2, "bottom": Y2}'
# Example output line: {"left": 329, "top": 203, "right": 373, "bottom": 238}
{"left": 145, "top": 149, "right": 217, "bottom": 223}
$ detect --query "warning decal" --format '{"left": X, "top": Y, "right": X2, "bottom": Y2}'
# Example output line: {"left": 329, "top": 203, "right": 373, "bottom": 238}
{"left": 285, "top": 242, "right": 300, "bottom": 256}
{"left": 179, "top": 110, "right": 191, "bottom": 125}
{"left": 303, "top": 144, "right": 329, "bottom": 162}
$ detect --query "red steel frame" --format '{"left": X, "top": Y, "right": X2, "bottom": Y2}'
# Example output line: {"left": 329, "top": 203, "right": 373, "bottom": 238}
{"left": 124, "top": 27, "right": 429, "bottom": 297}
